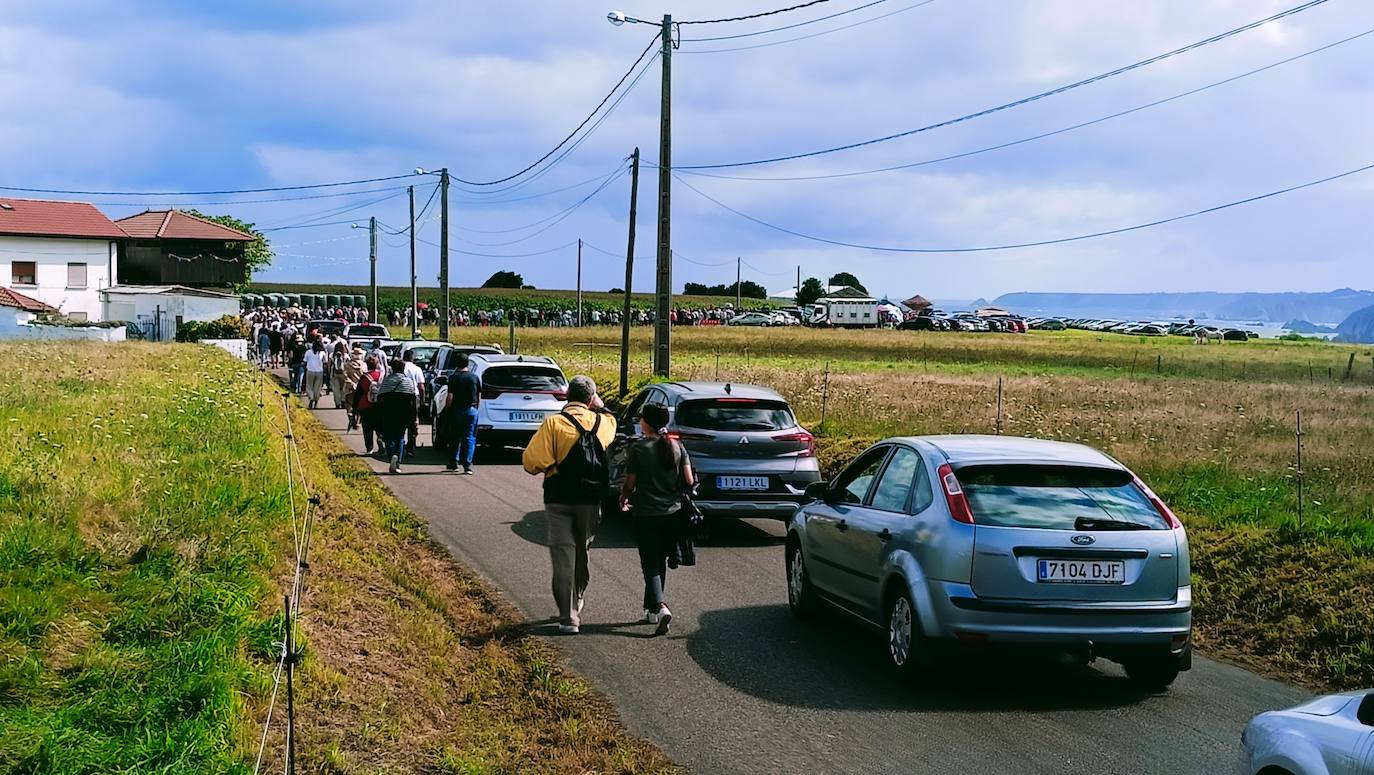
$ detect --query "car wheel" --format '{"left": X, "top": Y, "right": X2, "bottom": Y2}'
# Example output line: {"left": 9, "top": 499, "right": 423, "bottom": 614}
{"left": 1123, "top": 656, "right": 1181, "bottom": 691}
{"left": 886, "top": 589, "right": 923, "bottom": 676}
{"left": 786, "top": 542, "right": 818, "bottom": 620}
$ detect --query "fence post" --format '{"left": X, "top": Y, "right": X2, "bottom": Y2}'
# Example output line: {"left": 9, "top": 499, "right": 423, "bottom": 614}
{"left": 1156, "top": 354, "right": 1162, "bottom": 374}
{"left": 714, "top": 353, "right": 720, "bottom": 381}
{"left": 284, "top": 594, "right": 297, "bottom": 775}
{"left": 1130, "top": 352, "right": 1138, "bottom": 378}
{"left": 995, "top": 376, "right": 1003, "bottom": 435}
{"left": 508, "top": 321, "right": 515, "bottom": 353}
{"left": 820, "top": 362, "right": 831, "bottom": 434}
{"left": 1295, "top": 411, "right": 1304, "bottom": 532}
{"left": 1343, "top": 352, "right": 1355, "bottom": 380}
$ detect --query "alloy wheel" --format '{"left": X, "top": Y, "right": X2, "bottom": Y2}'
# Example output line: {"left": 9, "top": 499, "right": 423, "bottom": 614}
{"left": 889, "top": 596, "right": 913, "bottom": 667}
{"left": 788, "top": 549, "right": 805, "bottom": 607}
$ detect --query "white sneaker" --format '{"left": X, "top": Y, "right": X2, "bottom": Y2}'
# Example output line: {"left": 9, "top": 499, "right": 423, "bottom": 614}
{"left": 558, "top": 623, "right": 579, "bottom": 635}
{"left": 642, "top": 610, "right": 660, "bottom": 624}
{"left": 388, "top": 455, "right": 399, "bottom": 473}
{"left": 655, "top": 605, "right": 672, "bottom": 636}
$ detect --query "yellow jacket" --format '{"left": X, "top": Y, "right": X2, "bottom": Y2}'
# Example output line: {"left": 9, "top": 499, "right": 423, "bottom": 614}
{"left": 522, "top": 403, "right": 618, "bottom": 478}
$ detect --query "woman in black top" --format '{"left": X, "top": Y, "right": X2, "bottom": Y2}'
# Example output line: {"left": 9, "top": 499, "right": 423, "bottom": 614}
{"left": 619, "top": 403, "right": 695, "bottom": 635}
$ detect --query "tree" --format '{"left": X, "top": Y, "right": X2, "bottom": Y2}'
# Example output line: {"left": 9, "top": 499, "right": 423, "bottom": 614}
{"left": 482, "top": 271, "right": 524, "bottom": 289}
{"left": 185, "top": 210, "right": 271, "bottom": 292}
{"left": 608, "top": 287, "right": 624, "bottom": 295}
{"left": 828, "top": 272, "right": 867, "bottom": 294}
{"left": 796, "top": 277, "right": 826, "bottom": 307}
{"left": 682, "top": 281, "right": 768, "bottom": 299}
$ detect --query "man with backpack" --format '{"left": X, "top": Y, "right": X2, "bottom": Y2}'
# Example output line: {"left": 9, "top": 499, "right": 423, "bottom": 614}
{"left": 521, "top": 375, "right": 616, "bottom": 634}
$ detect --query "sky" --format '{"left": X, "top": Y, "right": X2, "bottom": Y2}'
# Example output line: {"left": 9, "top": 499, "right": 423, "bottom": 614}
{"left": 2, "top": 0, "right": 1372, "bottom": 300}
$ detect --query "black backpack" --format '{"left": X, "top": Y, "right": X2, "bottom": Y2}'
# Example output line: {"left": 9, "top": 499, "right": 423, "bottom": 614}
{"left": 547, "top": 411, "right": 608, "bottom": 503}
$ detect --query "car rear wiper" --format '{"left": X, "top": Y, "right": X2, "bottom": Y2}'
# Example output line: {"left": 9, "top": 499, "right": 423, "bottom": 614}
{"left": 1074, "top": 517, "right": 1153, "bottom": 531}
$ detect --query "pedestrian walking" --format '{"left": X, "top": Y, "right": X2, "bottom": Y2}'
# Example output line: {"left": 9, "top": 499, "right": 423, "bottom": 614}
{"left": 256, "top": 327, "right": 271, "bottom": 367}
{"left": 343, "top": 346, "right": 366, "bottom": 430}
{"left": 444, "top": 352, "right": 481, "bottom": 474}
{"left": 375, "top": 358, "right": 418, "bottom": 474}
{"left": 521, "top": 376, "right": 616, "bottom": 634}
{"left": 327, "top": 341, "right": 348, "bottom": 409}
{"left": 288, "top": 335, "right": 307, "bottom": 393}
{"left": 401, "top": 350, "right": 426, "bottom": 456}
{"left": 303, "top": 340, "right": 327, "bottom": 409}
{"left": 619, "top": 403, "right": 695, "bottom": 635}
{"left": 352, "top": 354, "right": 384, "bottom": 454}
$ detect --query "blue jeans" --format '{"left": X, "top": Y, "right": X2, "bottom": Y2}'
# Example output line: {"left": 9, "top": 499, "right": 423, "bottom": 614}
{"left": 384, "top": 433, "right": 406, "bottom": 461}
{"left": 452, "top": 407, "right": 478, "bottom": 469}
{"left": 290, "top": 363, "right": 305, "bottom": 392}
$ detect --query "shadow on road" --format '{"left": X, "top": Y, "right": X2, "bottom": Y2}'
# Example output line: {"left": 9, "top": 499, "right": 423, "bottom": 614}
{"left": 686, "top": 604, "right": 1152, "bottom": 712}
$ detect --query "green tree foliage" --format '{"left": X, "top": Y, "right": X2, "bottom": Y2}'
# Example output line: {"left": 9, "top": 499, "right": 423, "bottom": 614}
{"left": 608, "top": 287, "right": 624, "bottom": 295}
{"left": 796, "top": 277, "right": 826, "bottom": 307}
{"left": 185, "top": 210, "right": 271, "bottom": 291}
{"left": 682, "top": 280, "right": 768, "bottom": 300}
{"left": 482, "top": 271, "right": 525, "bottom": 289}
{"left": 827, "top": 272, "right": 867, "bottom": 294}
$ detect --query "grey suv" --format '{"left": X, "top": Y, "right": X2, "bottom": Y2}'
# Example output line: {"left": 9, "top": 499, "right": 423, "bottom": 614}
{"left": 786, "top": 435, "right": 1192, "bottom": 689}
{"left": 605, "top": 382, "right": 820, "bottom": 519}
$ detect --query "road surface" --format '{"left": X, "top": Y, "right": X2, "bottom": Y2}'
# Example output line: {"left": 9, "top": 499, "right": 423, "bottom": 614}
{"left": 312, "top": 406, "right": 1305, "bottom": 774}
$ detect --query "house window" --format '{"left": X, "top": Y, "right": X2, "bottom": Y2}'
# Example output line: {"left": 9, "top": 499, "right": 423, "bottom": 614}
{"left": 12, "top": 261, "right": 36, "bottom": 285}
{"left": 67, "top": 262, "right": 88, "bottom": 288}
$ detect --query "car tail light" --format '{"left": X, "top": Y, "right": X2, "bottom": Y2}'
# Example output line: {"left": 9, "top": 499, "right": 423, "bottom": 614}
{"left": 553, "top": 391, "right": 567, "bottom": 401}
{"left": 937, "top": 463, "right": 974, "bottom": 524}
{"left": 1133, "top": 475, "right": 1183, "bottom": 529}
{"left": 481, "top": 388, "right": 504, "bottom": 400}
{"left": 772, "top": 431, "right": 816, "bottom": 456}
{"left": 666, "top": 430, "right": 715, "bottom": 442}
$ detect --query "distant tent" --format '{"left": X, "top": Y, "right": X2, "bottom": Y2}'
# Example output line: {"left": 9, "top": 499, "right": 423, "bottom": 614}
{"left": 903, "top": 294, "right": 932, "bottom": 311}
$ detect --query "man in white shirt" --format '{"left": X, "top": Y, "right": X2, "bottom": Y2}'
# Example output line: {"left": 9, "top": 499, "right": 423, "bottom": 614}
{"left": 303, "top": 340, "right": 328, "bottom": 409}
{"left": 401, "top": 349, "right": 426, "bottom": 455}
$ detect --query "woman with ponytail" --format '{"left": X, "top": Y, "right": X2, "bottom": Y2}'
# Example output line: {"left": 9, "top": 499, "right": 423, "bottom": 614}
{"left": 619, "top": 402, "right": 695, "bottom": 635}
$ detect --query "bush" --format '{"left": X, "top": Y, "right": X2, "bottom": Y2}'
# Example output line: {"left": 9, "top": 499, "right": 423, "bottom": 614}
{"left": 176, "top": 315, "right": 249, "bottom": 343}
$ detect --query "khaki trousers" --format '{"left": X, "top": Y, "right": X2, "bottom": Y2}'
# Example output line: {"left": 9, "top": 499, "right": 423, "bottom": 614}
{"left": 545, "top": 502, "right": 599, "bottom": 626}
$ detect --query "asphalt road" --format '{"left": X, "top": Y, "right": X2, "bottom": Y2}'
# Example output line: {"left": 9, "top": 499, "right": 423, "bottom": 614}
{"left": 312, "top": 406, "right": 1307, "bottom": 774}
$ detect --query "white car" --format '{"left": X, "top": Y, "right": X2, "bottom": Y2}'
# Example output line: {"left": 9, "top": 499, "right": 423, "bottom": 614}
{"left": 343, "top": 322, "right": 391, "bottom": 342}
{"left": 431, "top": 354, "right": 568, "bottom": 449}
{"left": 1242, "top": 690, "right": 1374, "bottom": 774}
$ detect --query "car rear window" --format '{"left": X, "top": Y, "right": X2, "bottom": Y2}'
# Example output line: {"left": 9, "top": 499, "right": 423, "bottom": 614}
{"left": 956, "top": 465, "right": 1168, "bottom": 531}
{"left": 483, "top": 366, "right": 566, "bottom": 391}
{"left": 349, "top": 325, "right": 386, "bottom": 337}
{"left": 676, "top": 399, "right": 795, "bottom": 432}
{"left": 408, "top": 347, "right": 440, "bottom": 367}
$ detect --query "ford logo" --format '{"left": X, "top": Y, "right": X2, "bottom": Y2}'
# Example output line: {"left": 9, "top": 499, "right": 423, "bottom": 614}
{"left": 1071, "top": 535, "right": 1095, "bottom": 546}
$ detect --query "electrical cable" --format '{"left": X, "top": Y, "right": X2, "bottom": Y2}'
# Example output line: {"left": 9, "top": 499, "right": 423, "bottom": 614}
{"left": 59, "top": 183, "right": 416, "bottom": 208}
{"left": 451, "top": 31, "right": 661, "bottom": 186}
{"left": 671, "top": 161, "right": 1374, "bottom": 253}
{"left": 742, "top": 258, "right": 795, "bottom": 276}
{"left": 673, "top": 250, "right": 735, "bottom": 267}
{"left": 673, "top": 27, "right": 1374, "bottom": 181}
{"left": 416, "top": 235, "right": 580, "bottom": 259}
{"left": 679, "top": 0, "right": 835, "bottom": 25}
{"left": 581, "top": 240, "right": 655, "bottom": 261}
{"left": 455, "top": 166, "right": 627, "bottom": 241}
{"left": 684, "top": 0, "right": 887, "bottom": 41}
{"left": 376, "top": 184, "right": 441, "bottom": 235}
{"left": 258, "top": 189, "right": 408, "bottom": 231}
{"left": 453, "top": 162, "right": 631, "bottom": 206}
{"left": 678, "top": 0, "right": 1330, "bottom": 170}
{"left": 0, "top": 172, "right": 429, "bottom": 197}
{"left": 680, "top": 0, "right": 934, "bottom": 54}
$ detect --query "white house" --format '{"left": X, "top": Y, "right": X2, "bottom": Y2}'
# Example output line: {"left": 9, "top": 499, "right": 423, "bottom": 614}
{"left": 0, "top": 198, "right": 126, "bottom": 322}
{"left": 100, "top": 285, "right": 239, "bottom": 341}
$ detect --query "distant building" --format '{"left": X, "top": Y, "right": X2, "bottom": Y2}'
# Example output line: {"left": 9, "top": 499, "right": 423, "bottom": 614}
{"left": 113, "top": 209, "right": 254, "bottom": 288}
{"left": 0, "top": 285, "right": 58, "bottom": 329}
{"left": 0, "top": 197, "right": 125, "bottom": 321}
{"left": 100, "top": 284, "right": 239, "bottom": 341}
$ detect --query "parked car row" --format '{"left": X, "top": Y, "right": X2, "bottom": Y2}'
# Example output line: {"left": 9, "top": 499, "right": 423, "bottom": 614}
{"left": 726, "top": 310, "right": 803, "bottom": 327}
{"left": 898, "top": 310, "right": 1028, "bottom": 333}
{"left": 1044, "top": 318, "right": 1259, "bottom": 340}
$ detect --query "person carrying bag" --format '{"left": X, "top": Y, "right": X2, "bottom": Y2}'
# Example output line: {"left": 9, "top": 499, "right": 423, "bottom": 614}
{"left": 619, "top": 403, "right": 696, "bottom": 636}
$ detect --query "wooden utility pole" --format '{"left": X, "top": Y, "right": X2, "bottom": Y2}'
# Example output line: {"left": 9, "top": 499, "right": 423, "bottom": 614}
{"left": 439, "top": 167, "right": 450, "bottom": 341}
{"left": 576, "top": 238, "right": 583, "bottom": 327}
{"left": 620, "top": 149, "right": 640, "bottom": 397}
{"left": 652, "top": 14, "right": 673, "bottom": 377}
{"left": 736, "top": 257, "right": 741, "bottom": 310}
{"left": 368, "top": 216, "right": 378, "bottom": 322}
{"left": 408, "top": 186, "right": 418, "bottom": 338}
{"left": 796, "top": 265, "right": 801, "bottom": 305}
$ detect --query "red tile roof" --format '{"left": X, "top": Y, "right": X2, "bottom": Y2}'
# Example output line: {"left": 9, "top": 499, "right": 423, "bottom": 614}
{"left": 0, "top": 286, "right": 57, "bottom": 313}
{"left": 115, "top": 210, "right": 255, "bottom": 241}
{"left": 0, "top": 197, "right": 128, "bottom": 239}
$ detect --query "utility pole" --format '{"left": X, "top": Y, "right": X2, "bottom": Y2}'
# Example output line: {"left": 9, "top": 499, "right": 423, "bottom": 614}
{"left": 576, "top": 238, "right": 583, "bottom": 327}
{"left": 368, "top": 216, "right": 378, "bottom": 322}
{"left": 620, "top": 149, "right": 640, "bottom": 397}
{"left": 736, "top": 257, "right": 742, "bottom": 310}
{"left": 652, "top": 14, "right": 673, "bottom": 377}
{"left": 439, "top": 168, "right": 450, "bottom": 341}
{"left": 796, "top": 265, "right": 801, "bottom": 305}
{"left": 408, "top": 185, "right": 418, "bottom": 338}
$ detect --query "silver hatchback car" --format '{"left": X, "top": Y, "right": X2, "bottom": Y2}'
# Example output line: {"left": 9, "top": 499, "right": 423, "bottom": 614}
{"left": 786, "top": 435, "right": 1192, "bottom": 689}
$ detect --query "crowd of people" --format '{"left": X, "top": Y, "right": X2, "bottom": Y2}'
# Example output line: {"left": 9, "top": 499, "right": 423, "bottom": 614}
{"left": 371, "top": 304, "right": 750, "bottom": 330}
{"left": 242, "top": 305, "right": 372, "bottom": 367}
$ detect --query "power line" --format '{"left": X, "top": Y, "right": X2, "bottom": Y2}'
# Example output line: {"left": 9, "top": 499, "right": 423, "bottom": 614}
{"left": 40, "top": 183, "right": 417, "bottom": 208}
{"left": 259, "top": 190, "right": 408, "bottom": 231}
{"left": 451, "top": 32, "right": 661, "bottom": 186}
{"left": 0, "top": 172, "right": 430, "bottom": 197}
{"left": 678, "top": 0, "right": 1330, "bottom": 170}
{"left": 454, "top": 162, "right": 631, "bottom": 206}
{"left": 455, "top": 166, "right": 627, "bottom": 244}
{"left": 680, "top": 0, "right": 935, "bottom": 54}
{"left": 679, "top": 0, "right": 835, "bottom": 25}
{"left": 673, "top": 27, "right": 1374, "bottom": 182}
{"left": 673, "top": 250, "right": 734, "bottom": 268}
{"left": 742, "top": 258, "right": 794, "bottom": 276}
{"left": 671, "top": 162, "right": 1374, "bottom": 253}
{"left": 684, "top": 0, "right": 887, "bottom": 41}
{"left": 416, "top": 235, "right": 580, "bottom": 259}
{"left": 582, "top": 239, "right": 655, "bottom": 261}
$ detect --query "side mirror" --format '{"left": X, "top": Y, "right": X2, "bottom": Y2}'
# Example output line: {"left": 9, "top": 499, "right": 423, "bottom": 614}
{"left": 433, "top": 375, "right": 448, "bottom": 387}
{"left": 804, "top": 481, "right": 831, "bottom": 502}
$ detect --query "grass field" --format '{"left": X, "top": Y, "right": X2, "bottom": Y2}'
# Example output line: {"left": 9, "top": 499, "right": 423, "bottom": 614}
{"left": 432, "top": 324, "right": 1374, "bottom": 688}
{"left": 0, "top": 343, "right": 674, "bottom": 774}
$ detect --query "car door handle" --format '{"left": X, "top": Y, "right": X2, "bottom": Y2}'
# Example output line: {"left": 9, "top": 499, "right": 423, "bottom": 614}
{"left": 836, "top": 520, "right": 849, "bottom": 532}
{"left": 878, "top": 528, "right": 893, "bottom": 542}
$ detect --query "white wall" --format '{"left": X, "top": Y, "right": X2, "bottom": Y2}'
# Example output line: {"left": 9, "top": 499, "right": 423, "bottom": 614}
{"left": 100, "top": 292, "right": 237, "bottom": 324}
{"left": 0, "top": 236, "right": 114, "bottom": 321}
{"left": 0, "top": 320, "right": 126, "bottom": 341}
